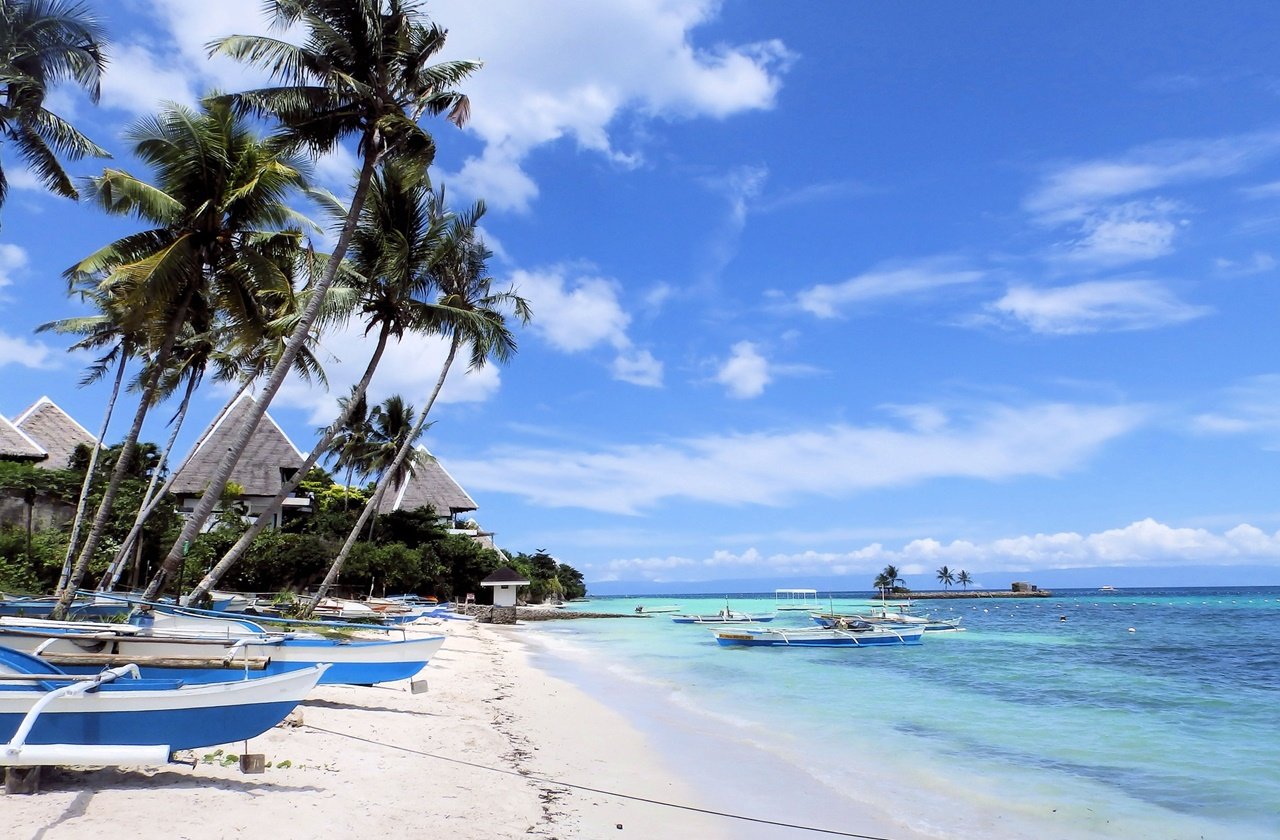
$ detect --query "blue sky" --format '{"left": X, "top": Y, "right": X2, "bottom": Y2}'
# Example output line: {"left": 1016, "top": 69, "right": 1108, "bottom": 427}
{"left": 4, "top": 1, "right": 1280, "bottom": 591}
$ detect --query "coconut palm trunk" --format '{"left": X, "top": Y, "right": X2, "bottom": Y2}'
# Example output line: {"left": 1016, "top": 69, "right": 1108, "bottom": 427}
{"left": 52, "top": 293, "right": 191, "bottom": 619}
{"left": 54, "top": 350, "right": 126, "bottom": 592}
{"left": 185, "top": 322, "right": 392, "bottom": 602}
{"left": 142, "top": 153, "right": 378, "bottom": 602}
{"left": 305, "top": 335, "right": 458, "bottom": 614}
{"left": 96, "top": 369, "right": 203, "bottom": 591}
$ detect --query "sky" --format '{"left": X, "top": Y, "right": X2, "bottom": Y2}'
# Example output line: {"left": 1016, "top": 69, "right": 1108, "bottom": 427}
{"left": 4, "top": 1, "right": 1280, "bottom": 592}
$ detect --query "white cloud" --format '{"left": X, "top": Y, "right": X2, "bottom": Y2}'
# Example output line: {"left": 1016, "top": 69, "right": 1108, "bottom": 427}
{"left": 796, "top": 260, "right": 985, "bottom": 319}
{"left": 514, "top": 267, "right": 630, "bottom": 353}
{"left": 593, "top": 518, "right": 1280, "bottom": 581}
{"left": 447, "top": 401, "right": 1147, "bottom": 514}
{"left": 990, "top": 279, "right": 1209, "bottom": 334}
{"left": 1214, "top": 251, "right": 1277, "bottom": 276}
{"left": 432, "top": 0, "right": 792, "bottom": 210}
{"left": 612, "top": 349, "right": 663, "bottom": 388}
{"left": 1025, "top": 131, "right": 1280, "bottom": 224}
{"left": 100, "top": 41, "right": 200, "bottom": 115}
{"left": 1191, "top": 374, "right": 1280, "bottom": 448}
{"left": 272, "top": 317, "right": 502, "bottom": 426}
{"left": 1055, "top": 200, "right": 1184, "bottom": 266}
{"left": 715, "top": 341, "right": 770, "bottom": 398}
{"left": 0, "top": 331, "right": 57, "bottom": 369}
{"left": 0, "top": 243, "right": 29, "bottom": 291}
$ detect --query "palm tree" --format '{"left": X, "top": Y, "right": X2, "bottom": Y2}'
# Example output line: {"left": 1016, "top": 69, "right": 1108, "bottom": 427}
{"left": 150, "top": 0, "right": 481, "bottom": 601}
{"left": 305, "top": 197, "right": 529, "bottom": 614}
{"left": 873, "top": 571, "right": 891, "bottom": 595}
{"left": 185, "top": 165, "right": 456, "bottom": 603}
{"left": 0, "top": 0, "right": 108, "bottom": 209}
{"left": 52, "top": 98, "right": 309, "bottom": 617}
{"left": 957, "top": 570, "right": 971, "bottom": 591}
{"left": 937, "top": 565, "right": 954, "bottom": 591}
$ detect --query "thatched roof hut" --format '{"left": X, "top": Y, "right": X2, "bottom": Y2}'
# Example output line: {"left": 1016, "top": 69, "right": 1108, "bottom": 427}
{"left": 0, "top": 413, "right": 47, "bottom": 462}
{"left": 376, "top": 445, "right": 477, "bottom": 520}
{"left": 14, "top": 397, "right": 97, "bottom": 470}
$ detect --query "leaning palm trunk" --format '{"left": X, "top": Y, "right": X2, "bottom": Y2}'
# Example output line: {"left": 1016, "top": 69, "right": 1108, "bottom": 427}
{"left": 55, "top": 352, "right": 127, "bottom": 593}
{"left": 53, "top": 297, "right": 191, "bottom": 619}
{"left": 185, "top": 324, "right": 392, "bottom": 602}
{"left": 305, "top": 335, "right": 459, "bottom": 615}
{"left": 142, "top": 154, "right": 380, "bottom": 602}
{"left": 96, "top": 370, "right": 206, "bottom": 591}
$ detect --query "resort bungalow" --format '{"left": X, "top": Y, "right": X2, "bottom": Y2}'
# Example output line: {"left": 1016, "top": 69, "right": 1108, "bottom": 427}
{"left": 169, "top": 393, "right": 310, "bottom": 530}
{"left": 14, "top": 397, "right": 97, "bottom": 470}
{"left": 375, "top": 445, "right": 478, "bottom": 527}
{"left": 0, "top": 414, "right": 47, "bottom": 465}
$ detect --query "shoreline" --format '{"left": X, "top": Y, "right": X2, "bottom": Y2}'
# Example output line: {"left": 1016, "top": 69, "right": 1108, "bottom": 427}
{"left": 3, "top": 620, "right": 729, "bottom": 839}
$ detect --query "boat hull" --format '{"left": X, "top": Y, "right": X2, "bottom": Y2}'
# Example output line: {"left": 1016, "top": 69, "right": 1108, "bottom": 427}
{"left": 714, "top": 627, "right": 925, "bottom": 647}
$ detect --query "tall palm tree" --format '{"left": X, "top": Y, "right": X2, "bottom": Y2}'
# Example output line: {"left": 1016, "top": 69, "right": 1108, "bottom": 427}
{"left": 880, "top": 564, "right": 904, "bottom": 595}
{"left": 0, "top": 0, "right": 107, "bottom": 209}
{"left": 185, "top": 165, "right": 455, "bottom": 604}
{"left": 52, "top": 99, "right": 309, "bottom": 617}
{"left": 957, "top": 570, "right": 971, "bottom": 591}
{"left": 151, "top": 0, "right": 480, "bottom": 601}
{"left": 364, "top": 394, "right": 425, "bottom": 494}
{"left": 936, "top": 565, "right": 954, "bottom": 591}
{"left": 326, "top": 386, "right": 374, "bottom": 508}
{"left": 305, "top": 198, "right": 529, "bottom": 614}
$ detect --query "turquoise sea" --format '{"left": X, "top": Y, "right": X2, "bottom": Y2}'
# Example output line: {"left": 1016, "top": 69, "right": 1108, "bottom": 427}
{"left": 521, "top": 588, "right": 1279, "bottom": 840}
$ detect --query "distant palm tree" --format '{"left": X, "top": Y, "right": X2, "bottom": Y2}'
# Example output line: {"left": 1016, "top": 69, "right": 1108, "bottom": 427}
{"left": 937, "top": 565, "right": 954, "bottom": 591}
{"left": 882, "top": 564, "right": 904, "bottom": 593}
{"left": 957, "top": 570, "right": 971, "bottom": 591}
{"left": 0, "top": 0, "right": 108, "bottom": 209}
{"left": 873, "top": 571, "right": 891, "bottom": 595}
{"left": 326, "top": 387, "right": 375, "bottom": 508}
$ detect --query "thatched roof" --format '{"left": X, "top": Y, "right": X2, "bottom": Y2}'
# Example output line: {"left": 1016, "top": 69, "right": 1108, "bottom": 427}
{"left": 0, "top": 414, "right": 47, "bottom": 461}
{"left": 171, "top": 392, "right": 304, "bottom": 497}
{"left": 481, "top": 567, "right": 530, "bottom": 586}
{"left": 376, "top": 445, "right": 477, "bottom": 516}
{"left": 14, "top": 397, "right": 97, "bottom": 470}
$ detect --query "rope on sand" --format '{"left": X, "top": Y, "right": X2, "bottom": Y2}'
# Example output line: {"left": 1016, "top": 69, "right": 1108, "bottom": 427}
{"left": 301, "top": 723, "right": 899, "bottom": 839}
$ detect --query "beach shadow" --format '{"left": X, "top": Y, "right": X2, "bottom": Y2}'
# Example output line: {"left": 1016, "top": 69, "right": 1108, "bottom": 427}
{"left": 29, "top": 788, "right": 94, "bottom": 840}
{"left": 34, "top": 766, "right": 324, "bottom": 795}
{"left": 301, "top": 698, "right": 438, "bottom": 716}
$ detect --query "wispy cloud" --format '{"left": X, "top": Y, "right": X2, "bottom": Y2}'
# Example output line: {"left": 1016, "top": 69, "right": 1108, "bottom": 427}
{"left": 1191, "top": 374, "right": 1280, "bottom": 448}
{"left": 796, "top": 258, "right": 985, "bottom": 319}
{"left": 448, "top": 401, "right": 1147, "bottom": 514}
{"left": 1214, "top": 251, "right": 1277, "bottom": 277}
{"left": 988, "top": 279, "right": 1209, "bottom": 334}
{"left": 1052, "top": 199, "right": 1186, "bottom": 266}
{"left": 0, "top": 331, "right": 58, "bottom": 370}
{"left": 1025, "top": 131, "right": 1280, "bottom": 224}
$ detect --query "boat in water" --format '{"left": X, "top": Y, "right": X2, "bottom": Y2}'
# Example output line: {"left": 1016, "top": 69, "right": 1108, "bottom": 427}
{"left": 632, "top": 604, "right": 681, "bottom": 614}
{"left": 774, "top": 588, "right": 820, "bottom": 611}
{"left": 811, "top": 609, "right": 962, "bottom": 632}
{"left": 713, "top": 624, "right": 925, "bottom": 648}
{"left": 671, "top": 608, "right": 775, "bottom": 624}
{"left": 0, "top": 646, "right": 325, "bottom": 767}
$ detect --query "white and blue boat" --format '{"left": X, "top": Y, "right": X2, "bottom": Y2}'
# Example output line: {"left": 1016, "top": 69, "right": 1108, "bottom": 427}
{"left": 713, "top": 624, "right": 925, "bottom": 647}
{"left": 671, "top": 608, "right": 776, "bottom": 624}
{"left": 0, "top": 611, "right": 445, "bottom": 687}
{"left": 810, "top": 611, "right": 963, "bottom": 632}
{"left": 0, "top": 646, "right": 325, "bottom": 767}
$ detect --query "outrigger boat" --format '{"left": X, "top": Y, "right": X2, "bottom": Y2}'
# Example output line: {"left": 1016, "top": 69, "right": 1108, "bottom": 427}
{"left": 774, "top": 588, "right": 820, "bottom": 611}
{"left": 632, "top": 604, "right": 681, "bottom": 614}
{"left": 713, "top": 624, "right": 925, "bottom": 648}
{"left": 0, "top": 646, "right": 325, "bottom": 767}
{"left": 0, "top": 608, "right": 445, "bottom": 687}
{"left": 810, "top": 610, "right": 962, "bottom": 632}
{"left": 671, "top": 608, "right": 775, "bottom": 624}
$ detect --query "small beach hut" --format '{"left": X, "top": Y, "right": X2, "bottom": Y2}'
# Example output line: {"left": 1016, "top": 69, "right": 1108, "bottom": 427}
{"left": 480, "top": 568, "right": 530, "bottom": 607}
{"left": 375, "top": 445, "right": 478, "bottom": 525}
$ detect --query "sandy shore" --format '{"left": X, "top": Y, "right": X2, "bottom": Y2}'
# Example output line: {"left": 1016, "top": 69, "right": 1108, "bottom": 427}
{"left": 5, "top": 620, "right": 729, "bottom": 840}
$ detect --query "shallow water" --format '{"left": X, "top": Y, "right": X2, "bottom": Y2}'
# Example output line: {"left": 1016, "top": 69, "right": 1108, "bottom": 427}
{"left": 523, "top": 587, "right": 1280, "bottom": 839}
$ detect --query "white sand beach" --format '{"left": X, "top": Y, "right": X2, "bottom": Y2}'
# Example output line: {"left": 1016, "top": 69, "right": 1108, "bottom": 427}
{"left": 5, "top": 618, "right": 948, "bottom": 839}
{"left": 5, "top": 620, "right": 734, "bottom": 839}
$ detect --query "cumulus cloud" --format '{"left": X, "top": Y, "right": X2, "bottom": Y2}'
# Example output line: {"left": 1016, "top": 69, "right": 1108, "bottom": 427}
{"left": 797, "top": 259, "right": 985, "bottom": 319}
{"left": 989, "top": 279, "right": 1209, "bottom": 334}
{"left": 0, "top": 243, "right": 29, "bottom": 291}
{"left": 512, "top": 266, "right": 660, "bottom": 385}
{"left": 592, "top": 518, "right": 1280, "bottom": 582}
{"left": 715, "top": 341, "right": 770, "bottom": 398}
{"left": 100, "top": 41, "right": 201, "bottom": 115}
{"left": 446, "top": 400, "right": 1147, "bottom": 514}
{"left": 0, "top": 331, "right": 57, "bottom": 369}
{"left": 431, "top": 0, "right": 793, "bottom": 210}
